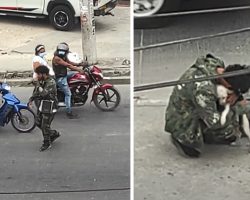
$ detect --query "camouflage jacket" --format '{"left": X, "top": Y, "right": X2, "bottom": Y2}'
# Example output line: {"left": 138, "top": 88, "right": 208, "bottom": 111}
{"left": 165, "top": 54, "right": 231, "bottom": 135}
{"left": 29, "top": 77, "right": 58, "bottom": 108}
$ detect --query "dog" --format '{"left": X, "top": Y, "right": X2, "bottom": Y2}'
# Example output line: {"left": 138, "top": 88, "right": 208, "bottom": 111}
{"left": 216, "top": 84, "right": 250, "bottom": 150}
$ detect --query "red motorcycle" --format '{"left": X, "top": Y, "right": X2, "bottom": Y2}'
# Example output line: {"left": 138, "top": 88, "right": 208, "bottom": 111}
{"left": 57, "top": 53, "right": 120, "bottom": 111}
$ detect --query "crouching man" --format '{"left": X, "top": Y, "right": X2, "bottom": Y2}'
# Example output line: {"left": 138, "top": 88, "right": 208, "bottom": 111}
{"left": 28, "top": 65, "right": 60, "bottom": 151}
{"left": 165, "top": 54, "right": 250, "bottom": 157}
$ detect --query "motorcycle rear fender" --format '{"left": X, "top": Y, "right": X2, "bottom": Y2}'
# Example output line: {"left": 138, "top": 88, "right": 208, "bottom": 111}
{"left": 91, "top": 84, "right": 113, "bottom": 101}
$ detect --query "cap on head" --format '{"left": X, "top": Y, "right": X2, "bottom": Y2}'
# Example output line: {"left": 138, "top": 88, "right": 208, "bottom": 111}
{"left": 206, "top": 54, "right": 225, "bottom": 69}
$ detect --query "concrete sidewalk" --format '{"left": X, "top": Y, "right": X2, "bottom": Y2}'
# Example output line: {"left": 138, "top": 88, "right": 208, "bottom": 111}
{"left": 0, "top": 7, "right": 130, "bottom": 86}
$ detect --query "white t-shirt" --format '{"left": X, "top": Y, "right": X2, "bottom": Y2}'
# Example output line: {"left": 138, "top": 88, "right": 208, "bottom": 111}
{"left": 32, "top": 56, "right": 55, "bottom": 80}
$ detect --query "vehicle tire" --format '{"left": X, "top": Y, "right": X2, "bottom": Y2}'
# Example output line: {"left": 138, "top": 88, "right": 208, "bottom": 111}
{"left": 134, "top": 0, "right": 166, "bottom": 18}
{"left": 93, "top": 87, "right": 121, "bottom": 111}
{"left": 49, "top": 5, "right": 75, "bottom": 31}
{"left": 11, "top": 108, "right": 36, "bottom": 133}
{"left": 134, "top": 0, "right": 181, "bottom": 29}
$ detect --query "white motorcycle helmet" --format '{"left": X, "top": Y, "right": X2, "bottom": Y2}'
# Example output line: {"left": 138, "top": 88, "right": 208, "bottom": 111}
{"left": 67, "top": 52, "right": 83, "bottom": 65}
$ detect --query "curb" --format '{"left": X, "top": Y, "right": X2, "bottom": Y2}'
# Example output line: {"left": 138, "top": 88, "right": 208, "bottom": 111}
{"left": 5, "top": 76, "right": 130, "bottom": 87}
{"left": 0, "top": 68, "right": 130, "bottom": 79}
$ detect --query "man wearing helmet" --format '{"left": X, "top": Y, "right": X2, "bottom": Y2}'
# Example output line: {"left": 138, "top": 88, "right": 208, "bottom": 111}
{"left": 52, "top": 43, "right": 84, "bottom": 119}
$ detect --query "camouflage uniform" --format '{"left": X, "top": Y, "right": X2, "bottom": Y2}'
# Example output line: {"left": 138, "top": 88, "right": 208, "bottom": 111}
{"left": 165, "top": 55, "right": 248, "bottom": 154}
{"left": 29, "top": 77, "right": 59, "bottom": 145}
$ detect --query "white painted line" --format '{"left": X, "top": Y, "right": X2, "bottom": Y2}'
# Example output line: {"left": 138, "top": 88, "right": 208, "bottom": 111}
{"left": 105, "top": 133, "right": 126, "bottom": 136}
{"left": 24, "top": 15, "right": 38, "bottom": 18}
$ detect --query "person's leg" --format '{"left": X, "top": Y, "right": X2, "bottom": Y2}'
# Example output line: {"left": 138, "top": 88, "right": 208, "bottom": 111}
{"left": 202, "top": 110, "right": 238, "bottom": 144}
{"left": 40, "top": 114, "right": 52, "bottom": 151}
{"left": 56, "top": 77, "right": 72, "bottom": 113}
{"left": 67, "top": 71, "right": 78, "bottom": 79}
{"left": 58, "top": 77, "right": 78, "bottom": 118}
{"left": 171, "top": 136, "right": 201, "bottom": 157}
{"left": 171, "top": 122, "right": 203, "bottom": 158}
{"left": 35, "top": 111, "right": 42, "bottom": 130}
{"left": 48, "top": 113, "right": 61, "bottom": 143}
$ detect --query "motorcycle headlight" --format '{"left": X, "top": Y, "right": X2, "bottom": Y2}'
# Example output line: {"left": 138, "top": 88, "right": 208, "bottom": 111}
{"left": 4, "top": 85, "right": 11, "bottom": 91}
{"left": 2, "top": 84, "right": 11, "bottom": 91}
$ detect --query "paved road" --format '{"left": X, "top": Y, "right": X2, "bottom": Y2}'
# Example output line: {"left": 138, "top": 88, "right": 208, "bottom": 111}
{"left": 134, "top": 1, "right": 250, "bottom": 200}
{"left": 134, "top": 0, "right": 250, "bottom": 85}
{"left": 0, "top": 85, "right": 130, "bottom": 200}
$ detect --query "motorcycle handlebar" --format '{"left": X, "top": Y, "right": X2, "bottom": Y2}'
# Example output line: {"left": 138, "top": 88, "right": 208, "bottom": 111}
{"left": 83, "top": 66, "right": 90, "bottom": 73}
{"left": 77, "top": 61, "right": 88, "bottom": 67}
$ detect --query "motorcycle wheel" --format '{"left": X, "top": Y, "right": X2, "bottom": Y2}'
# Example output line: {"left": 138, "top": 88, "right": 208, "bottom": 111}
{"left": 11, "top": 108, "right": 36, "bottom": 133}
{"left": 93, "top": 87, "right": 121, "bottom": 111}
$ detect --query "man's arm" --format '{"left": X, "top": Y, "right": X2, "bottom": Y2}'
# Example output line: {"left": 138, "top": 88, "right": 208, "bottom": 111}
{"left": 38, "top": 80, "right": 57, "bottom": 99}
{"left": 29, "top": 80, "right": 56, "bottom": 102}
{"left": 66, "top": 58, "right": 87, "bottom": 66}
{"left": 33, "top": 61, "right": 40, "bottom": 70}
{"left": 29, "top": 85, "right": 41, "bottom": 102}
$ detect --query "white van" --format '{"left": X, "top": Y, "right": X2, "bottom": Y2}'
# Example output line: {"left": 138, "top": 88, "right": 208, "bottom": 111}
{"left": 0, "top": 0, "right": 118, "bottom": 31}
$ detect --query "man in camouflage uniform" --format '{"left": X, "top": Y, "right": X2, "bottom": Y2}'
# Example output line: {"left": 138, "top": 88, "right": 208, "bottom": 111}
{"left": 28, "top": 65, "right": 60, "bottom": 151}
{"left": 165, "top": 54, "right": 250, "bottom": 157}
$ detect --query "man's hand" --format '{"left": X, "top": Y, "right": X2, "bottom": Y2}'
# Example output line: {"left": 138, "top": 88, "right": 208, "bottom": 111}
{"left": 78, "top": 69, "right": 85, "bottom": 74}
{"left": 226, "top": 93, "right": 238, "bottom": 105}
{"left": 79, "top": 61, "right": 88, "bottom": 67}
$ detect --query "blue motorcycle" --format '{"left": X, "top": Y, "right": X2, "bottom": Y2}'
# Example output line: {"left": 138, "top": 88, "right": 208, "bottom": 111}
{"left": 0, "top": 82, "right": 36, "bottom": 133}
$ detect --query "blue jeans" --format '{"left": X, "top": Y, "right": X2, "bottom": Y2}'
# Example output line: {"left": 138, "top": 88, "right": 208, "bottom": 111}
{"left": 56, "top": 71, "right": 77, "bottom": 113}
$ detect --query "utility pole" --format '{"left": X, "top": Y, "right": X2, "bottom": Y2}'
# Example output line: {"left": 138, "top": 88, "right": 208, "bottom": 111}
{"left": 79, "top": 0, "right": 97, "bottom": 64}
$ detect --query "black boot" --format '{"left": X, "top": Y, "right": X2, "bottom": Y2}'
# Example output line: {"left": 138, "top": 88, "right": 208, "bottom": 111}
{"left": 40, "top": 140, "right": 51, "bottom": 152}
{"left": 171, "top": 136, "right": 201, "bottom": 158}
{"left": 50, "top": 131, "right": 61, "bottom": 143}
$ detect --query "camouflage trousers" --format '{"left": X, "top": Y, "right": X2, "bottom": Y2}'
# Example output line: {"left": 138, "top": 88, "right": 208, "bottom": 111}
{"left": 170, "top": 103, "right": 250, "bottom": 153}
{"left": 36, "top": 111, "right": 58, "bottom": 142}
